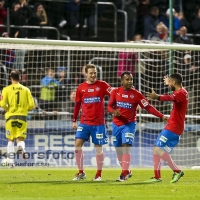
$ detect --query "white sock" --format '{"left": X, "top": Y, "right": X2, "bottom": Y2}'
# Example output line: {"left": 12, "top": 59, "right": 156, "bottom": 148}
{"left": 17, "top": 141, "right": 25, "bottom": 150}
{"left": 7, "top": 141, "right": 14, "bottom": 163}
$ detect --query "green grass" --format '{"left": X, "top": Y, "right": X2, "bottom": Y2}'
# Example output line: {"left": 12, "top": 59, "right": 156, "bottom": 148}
{"left": 0, "top": 168, "right": 199, "bottom": 200}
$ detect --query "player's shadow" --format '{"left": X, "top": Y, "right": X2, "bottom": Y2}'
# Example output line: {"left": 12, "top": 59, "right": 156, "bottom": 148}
{"left": 8, "top": 180, "right": 113, "bottom": 185}
{"left": 114, "top": 181, "right": 161, "bottom": 185}
{"left": 8, "top": 180, "right": 155, "bottom": 185}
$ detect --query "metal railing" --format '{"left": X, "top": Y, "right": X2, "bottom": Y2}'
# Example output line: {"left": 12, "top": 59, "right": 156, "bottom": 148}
{"left": 3, "top": 0, "right": 123, "bottom": 42}
{"left": 117, "top": 10, "right": 127, "bottom": 42}
{"left": 97, "top": 2, "right": 117, "bottom": 42}
{"left": 0, "top": 25, "right": 63, "bottom": 40}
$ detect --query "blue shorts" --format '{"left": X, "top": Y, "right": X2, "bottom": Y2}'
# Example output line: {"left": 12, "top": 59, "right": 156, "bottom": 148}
{"left": 112, "top": 122, "right": 136, "bottom": 147}
{"left": 75, "top": 124, "right": 108, "bottom": 145}
{"left": 155, "top": 129, "right": 180, "bottom": 153}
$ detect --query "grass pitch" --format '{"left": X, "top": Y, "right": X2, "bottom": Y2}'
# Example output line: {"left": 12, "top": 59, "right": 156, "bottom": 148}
{"left": 0, "top": 168, "right": 199, "bottom": 200}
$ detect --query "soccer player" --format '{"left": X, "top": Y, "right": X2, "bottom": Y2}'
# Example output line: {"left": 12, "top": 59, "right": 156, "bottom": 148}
{"left": 107, "top": 71, "right": 168, "bottom": 181}
{"left": 72, "top": 64, "right": 112, "bottom": 181}
{"left": 0, "top": 70, "right": 35, "bottom": 167}
{"left": 145, "top": 73, "right": 188, "bottom": 183}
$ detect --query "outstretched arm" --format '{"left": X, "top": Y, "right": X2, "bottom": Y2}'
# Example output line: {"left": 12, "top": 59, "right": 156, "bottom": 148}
{"left": 146, "top": 88, "right": 177, "bottom": 102}
{"left": 145, "top": 104, "right": 168, "bottom": 123}
{"left": 146, "top": 88, "right": 160, "bottom": 100}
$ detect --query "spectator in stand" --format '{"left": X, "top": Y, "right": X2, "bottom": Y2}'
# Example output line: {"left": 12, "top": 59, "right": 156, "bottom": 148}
{"left": 150, "top": 22, "right": 169, "bottom": 42}
{"left": 64, "top": 0, "right": 82, "bottom": 38}
{"left": 39, "top": 68, "right": 60, "bottom": 117}
{"left": 177, "top": 12, "right": 190, "bottom": 31}
{"left": 55, "top": 66, "right": 71, "bottom": 119}
{"left": 75, "top": 65, "right": 86, "bottom": 85}
{"left": 143, "top": 6, "right": 159, "bottom": 39}
{"left": 174, "top": 54, "right": 199, "bottom": 91}
{"left": 136, "top": 0, "right": 150, "bottom": 36}
{"left": 64, "top": 88, "right": 77, "bottom": 120}
{"left": 10, "top": 0, "right": 34, "bottom": 38}
{"left": 174, "top": 26, "right": 193, "bottom": 74}
{"left": 69, "top": 88, "right": 76, "bottom": 106}
{"left": 79, "top": 0, "right": 96, "bottom": 39}
{"left": 29, "top": 3, "right": 48, "bottom": 38}
{"left": 122, "top": 0, "right": 139, "bottom": 42}
{"left": 0, "top": 0, "right": 6, "bottom": 35}
{"left": 117, "top": 43, "right": 138, "bottom": 81}
{"left": 1, "top": 31, "right": 26, "bottom": 74}
{"left": 35, "top": 3, "right": 48, "bottom": 26}
{"left": 133, "top": 34, "right": 142, "bottom": 42}
{"left": 1, "top": 32, "right": 15, "bottom": 70}
{"left": 10, "top": 0, "right": 34, "bottom": 71}
{"left": 160, "top": 8, "right": 181, "bottom": 37}
{"left": 191, "top": 8, "right": 200, "bottom": 45}
{"left": 174, "top": 26, "right": 193, "bottom": 44}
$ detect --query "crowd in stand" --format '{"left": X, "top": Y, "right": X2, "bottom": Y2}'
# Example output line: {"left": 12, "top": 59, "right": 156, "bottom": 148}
{"left": 0, "top": 0, "right": 200, "bottom": 42}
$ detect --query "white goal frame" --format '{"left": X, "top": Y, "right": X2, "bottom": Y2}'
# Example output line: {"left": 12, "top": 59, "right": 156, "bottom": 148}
{"left": 0, "top": 38, "right": 200, "bottom": 168}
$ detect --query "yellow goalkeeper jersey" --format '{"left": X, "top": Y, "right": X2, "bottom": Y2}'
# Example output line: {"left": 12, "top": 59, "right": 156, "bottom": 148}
{"left": 0, "top": 83, "right": 35, "bottom": 120}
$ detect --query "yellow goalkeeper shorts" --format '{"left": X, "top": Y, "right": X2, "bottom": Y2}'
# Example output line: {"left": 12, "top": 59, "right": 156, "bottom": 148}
{"left": 5, "top": 119, "right": 27, "bottom": 140}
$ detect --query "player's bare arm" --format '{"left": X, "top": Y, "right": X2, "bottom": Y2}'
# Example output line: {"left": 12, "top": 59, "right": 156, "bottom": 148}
{"left": 146, "top": 88, "right": 159, "bottom": 100}
{"left": 113, "top": 109, "right": 120, "bottom": 117}
{"left": 162, "top": 115, "right": 168, "bottom": 123}
{"left": 72, "top": 122, "right": 78, "bottom": 130}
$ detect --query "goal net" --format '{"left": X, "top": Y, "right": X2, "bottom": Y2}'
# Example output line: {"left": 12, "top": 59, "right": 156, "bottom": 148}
{"left": 0, "top": 38, "right": 200, "bottom": 168}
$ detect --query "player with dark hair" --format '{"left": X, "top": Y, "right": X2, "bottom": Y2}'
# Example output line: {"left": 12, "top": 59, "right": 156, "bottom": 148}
{"left": 0, "top": 70, "right": 35, "bottom": 167}
{"left": 145, "top": 73, "right": 188, "bottom": 183}
{"left": 107, "top": 71, "right": 168, "bottom": 181}
{"left": 72, "top": 64, "right": 112, "bottom": 181}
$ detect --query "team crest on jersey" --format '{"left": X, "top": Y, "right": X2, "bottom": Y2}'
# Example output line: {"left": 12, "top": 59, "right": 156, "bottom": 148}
{"left": 141, "top": 99, "right": 148, "bottom": 107}
{"left": 88, "top": 89, "right": 94, "bottom": 92}
{"left": 122, "top": 94, "right": 128, "bottom": 98}
{"left": 96, "top": 87, "right": 100, "bottom": 91}
{"left": 130, "top": 95, "right": 134, "bottom": 99}
{"left": 82, "top": 90, "right": 85, "bottom": 92}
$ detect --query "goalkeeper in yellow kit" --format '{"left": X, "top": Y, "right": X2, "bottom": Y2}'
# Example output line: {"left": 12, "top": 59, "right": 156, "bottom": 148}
{"left": 0, "top": 70, "right": 35, "bottom": 166}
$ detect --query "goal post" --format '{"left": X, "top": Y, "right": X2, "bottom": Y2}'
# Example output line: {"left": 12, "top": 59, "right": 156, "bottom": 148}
{"left": 0, "top": 38, "right": 200, "bottom": 168}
